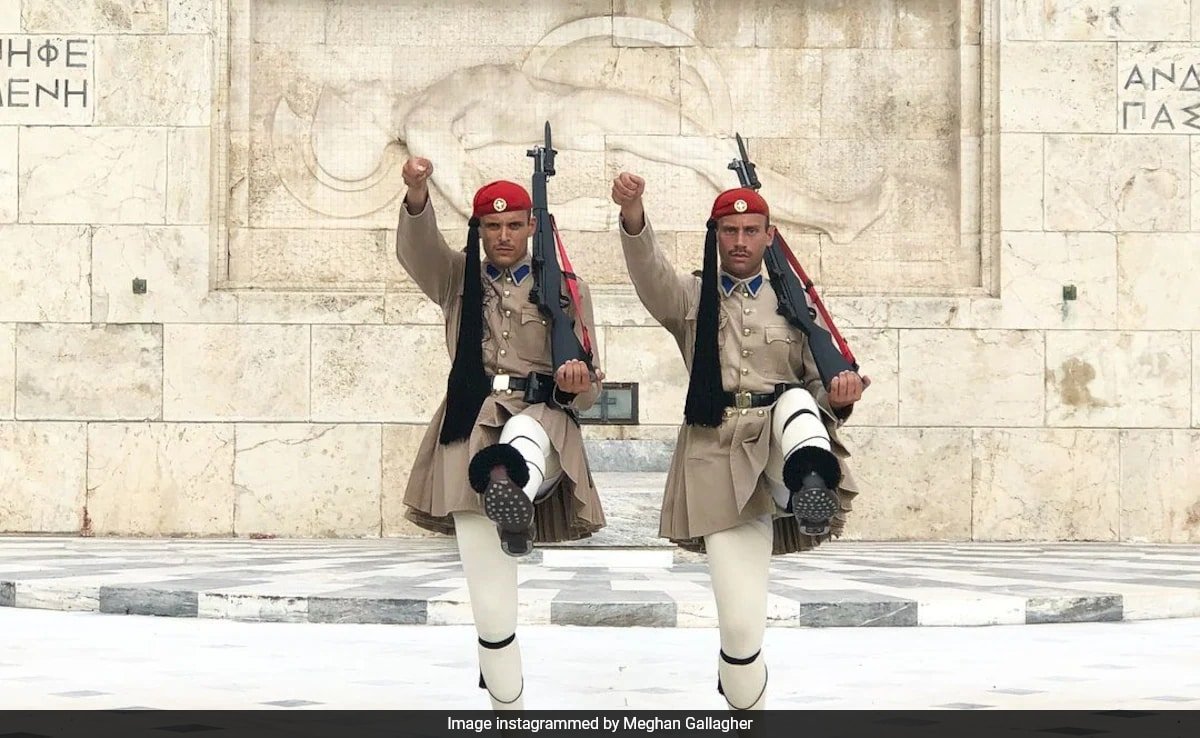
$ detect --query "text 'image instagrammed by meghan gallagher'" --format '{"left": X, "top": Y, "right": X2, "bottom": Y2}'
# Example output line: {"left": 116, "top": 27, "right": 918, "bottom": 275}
{"left": 449, "top": 715, "right": 755, "bottom": 733}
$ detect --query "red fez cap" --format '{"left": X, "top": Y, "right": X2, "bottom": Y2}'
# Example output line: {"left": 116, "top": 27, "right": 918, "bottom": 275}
{"left": 710, "top": 188, "right": 770, "bottom": 221}
{"left": 472, "top": 180, "right": 532, "bottom": 219}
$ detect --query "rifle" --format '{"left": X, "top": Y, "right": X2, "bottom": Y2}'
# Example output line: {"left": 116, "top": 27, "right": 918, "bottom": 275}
{"left": 727, "top": 133, "right": 859, "bottom": 389}
{"left": 527, "top": 122, "right": 595, "bottom": 399}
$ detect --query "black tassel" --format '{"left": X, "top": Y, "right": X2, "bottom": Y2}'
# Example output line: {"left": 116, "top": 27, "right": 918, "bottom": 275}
{"left": 439, "top": 217, "right": 490, "bottom": 445}
{"left": 684, "top": 219, "right": 725, "bottom": 427}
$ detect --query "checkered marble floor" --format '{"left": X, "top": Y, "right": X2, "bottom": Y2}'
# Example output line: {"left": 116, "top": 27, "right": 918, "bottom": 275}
{"left": 3, "top": 536, "right": 1200, "bottom": 627}
{"left": 1, "top": 607, "right": 1199, "bottom": 710}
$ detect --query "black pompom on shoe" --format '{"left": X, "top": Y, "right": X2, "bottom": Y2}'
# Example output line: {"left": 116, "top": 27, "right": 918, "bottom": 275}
{"left": 781, "top": 445, "right": 842, "bottom": 493}
{"left": 469, "top": 444, "right": 534, "bottom": 557}
{"left": 468, "top": 443, "right": 530, "bottom": 493}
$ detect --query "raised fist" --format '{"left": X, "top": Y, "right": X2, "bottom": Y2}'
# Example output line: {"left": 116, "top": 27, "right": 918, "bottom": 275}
{"left": 402, "top": 157, "right": 433, "bottom": 190}
{"left": 611, "top": 172, "right": 645, "bottom": 206}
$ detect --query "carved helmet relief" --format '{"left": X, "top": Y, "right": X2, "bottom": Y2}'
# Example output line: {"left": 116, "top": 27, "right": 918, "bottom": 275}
{"left": 241, "top": 1, "right": 970, "bottom": 291}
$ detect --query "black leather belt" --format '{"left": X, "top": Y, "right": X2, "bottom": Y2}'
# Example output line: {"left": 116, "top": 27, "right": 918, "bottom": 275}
{"left": 488, "top": 372, "right": 556, "bottom": 404}
{"left": 722, "top": 383, "right": 802, "bottom": 409}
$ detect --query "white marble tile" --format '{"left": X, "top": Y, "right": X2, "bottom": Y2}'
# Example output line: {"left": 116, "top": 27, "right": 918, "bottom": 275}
{"left": 95, "top": 35, "right": 212, "bottom": 126}
{"left": 616, "top": 0, "right": 755, "bottom": 47}
{"left": 311, "top": 325, "right": 449, "bottom": 423}
{"left": 821, "top": 49, "right": 959, "bottom": 139}
{"left": 169, "top": 0, "right": 213, "bottom": 33}
{"left": 23, "top": 0, "right": 167, "bottom": 32}
{"left": 0, "top": 225, "right": 91, "bottom": 322}
{"left": 973, "top": 429, "right": 1120, "bottom": 541}
{"left": 240, "top": 292, "right": 385, "bottom": 324}
{"left": 197, "top": 593, "right": 309, "bottom": 623}
{"left": 999, "top": 133, "right": 1043, "bottom": 230}
{"left": 91, "top": 226, "right": 236, "bottom": 323}
{"left": 899, "top": 330, "right": 1045, "bottom": 426}
{"left": 87, "top": 423, "right": 236, "bottom": 536}
{"left": 12, "top": 582, "right": 99, "bottom": 612}
{"left": 1005, "top": 0, "right": 1190, "bottom": 41}
{"left": 162, "top": 324, "right": 309, "bottom": 421}
{"left": 838, "top": 427, "right": 973, "bottom": 541}
{"left": 167, "top": 128, "right": 212, "bottom": 225}
{"left": 0, "top": 127, "right": 15, "bottom": 222}
{"left": 19, "top": 127, "right": 166, "bottom": 225}
{"left": 15, "top": 325, "right": 161, "bottom": 421}
{"left": 1045, "top": 135, "right": 1190, "bottom": 232}
{"left": 0, "top": 422, "right": 87, "bottom": 532}
{"left": 998, "top": 232, "right": 1117, "bottom": 330}
{"left": 916, "top": 592, "right": 1027, "bottom": 627}
{"left": 1046, "top": 332, "right": 1191, "bottom": 428}
{"left": 1118, "top": 233, "right": 1200, "bottom": 330}
{"left": 1001, "top": 43, "right": 1115, "bottom": 132}
{"left": 0, "top": 2, "right": 21, "bottom": 31}
{"left": 233, "top": 424, "right": 382, "bottom": 538}
{"left": 325, "top": 0, "right": 613, "bottom": 47}
{"left": 0, "top": 324, "right": 13, "bottom": 419}
{"left": 1120, "top": 430, "right": 1200, "bottom": 543}
{"left": 1117, "top": 43, "right": 1200, "bottom": 134}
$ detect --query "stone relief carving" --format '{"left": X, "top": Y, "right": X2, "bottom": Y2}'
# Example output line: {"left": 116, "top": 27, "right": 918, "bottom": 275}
{"left": 268, "top": 16, "right": 894, "bottom": 244}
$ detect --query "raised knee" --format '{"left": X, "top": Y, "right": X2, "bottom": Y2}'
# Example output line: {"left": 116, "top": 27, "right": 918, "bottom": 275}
{"left": 775, "top": 388, "right": 819, "bottom": 418}
{"left": 775, "top": 387, "right": 820, "bottom": 421}
{"left": 500, "top": 413, "right": 548, "bottom": 447}
{"left": 779, "top": 386, "right": 817, "bottom": 404}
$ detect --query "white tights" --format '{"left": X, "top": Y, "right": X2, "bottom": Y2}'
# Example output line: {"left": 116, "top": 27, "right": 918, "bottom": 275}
{"left": 453, "top": 511, "right": 524, "bottom": 710}
{"left": 703, "top": 515, "right": 773, "bottom": 710}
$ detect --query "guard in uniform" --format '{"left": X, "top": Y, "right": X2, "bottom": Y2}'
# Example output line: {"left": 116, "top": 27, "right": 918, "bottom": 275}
{"left": 612, "top": 173, "right": 868, "bottom": 710}
{"left": 396, "top": 157, "right": 605, "bottom": 710}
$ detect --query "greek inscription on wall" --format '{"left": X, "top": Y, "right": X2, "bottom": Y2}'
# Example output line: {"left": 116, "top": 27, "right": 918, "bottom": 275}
{"left": 0, "top": 37, "right": 92, "bottom": 124}
{"left": 1119, "top": 53, "right": 1200, "bottom": 133}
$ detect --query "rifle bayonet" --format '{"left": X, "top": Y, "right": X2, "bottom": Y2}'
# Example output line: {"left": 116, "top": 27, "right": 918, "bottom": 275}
{"left": 728, "top": 132, "right": 761, "bottom": 190}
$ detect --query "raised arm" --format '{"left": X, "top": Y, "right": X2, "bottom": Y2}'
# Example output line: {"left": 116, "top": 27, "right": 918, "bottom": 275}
{"left": 395, "top": 157, "right": 464, "bottom": 308}
{"left": 611, "top": 173, "right": 694, "bottom": 333}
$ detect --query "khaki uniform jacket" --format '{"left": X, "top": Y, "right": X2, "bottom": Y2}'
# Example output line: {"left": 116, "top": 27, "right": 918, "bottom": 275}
{"left": 396, "top": 199, "right": 605, "bottom": 542}
{"left": 620, "top": 217, "right": 858, "bottom": 554}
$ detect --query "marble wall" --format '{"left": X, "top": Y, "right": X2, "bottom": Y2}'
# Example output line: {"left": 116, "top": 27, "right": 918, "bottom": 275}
{"left": 0, "top": 0, "right": 1197, "bottom": 543}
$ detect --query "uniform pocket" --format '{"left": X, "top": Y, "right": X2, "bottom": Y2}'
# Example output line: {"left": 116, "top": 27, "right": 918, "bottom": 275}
{"left": 513, "top": 305, "right": 551, "bottom": 363}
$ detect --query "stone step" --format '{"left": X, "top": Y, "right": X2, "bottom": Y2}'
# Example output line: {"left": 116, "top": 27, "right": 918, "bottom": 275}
{"left": 563, "top": 471, "right": 668, "bottom": 548}
{"left": 583, "top": 440, "right": 674, "bottom": 473}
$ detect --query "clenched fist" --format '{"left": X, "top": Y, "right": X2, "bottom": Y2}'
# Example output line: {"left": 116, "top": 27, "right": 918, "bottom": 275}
{"left": 829, "top": 371, "right": 871, "bottom": 410}
{"left": 611, "top": 172, "right": 646, "bottom": 235}
{"left": 402, "top": 157, "right": 433, "bottom": 213}
{"left": 611, "top": 172, "right": 645, "bottom": 206}
{"left": 555, "top": 359, "right": 602, "bottom": 395}
{"left": 402, "top": 157, "right": 433, "bottom": 189}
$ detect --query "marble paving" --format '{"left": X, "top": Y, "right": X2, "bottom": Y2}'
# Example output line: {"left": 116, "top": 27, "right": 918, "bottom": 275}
{"left": 3, "top": 535, "right": 1200, "bottom": 628}
{"left": 1, "top": 608, "right": 1199, "bottom": 710}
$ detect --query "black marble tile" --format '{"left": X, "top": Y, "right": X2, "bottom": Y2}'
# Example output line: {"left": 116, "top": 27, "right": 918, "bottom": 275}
{"left": 306, "top": 597, "right": 427, "bottom": 625}
{"left": 1026, "top": 595, "right": 1122, "bottom": 624}
{"left": 551, "top": 601, "right": 676, "bottom": 627}
{"left": 99, "top": 587, "right": 198, "bottom": 617}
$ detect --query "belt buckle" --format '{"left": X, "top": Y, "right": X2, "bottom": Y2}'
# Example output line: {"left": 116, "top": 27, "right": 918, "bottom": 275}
{"left": 734, "top": 391, "right": 753, "bottom": 409}
{"left": 492, "top": 374, "right": 510, "bottom": 392}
